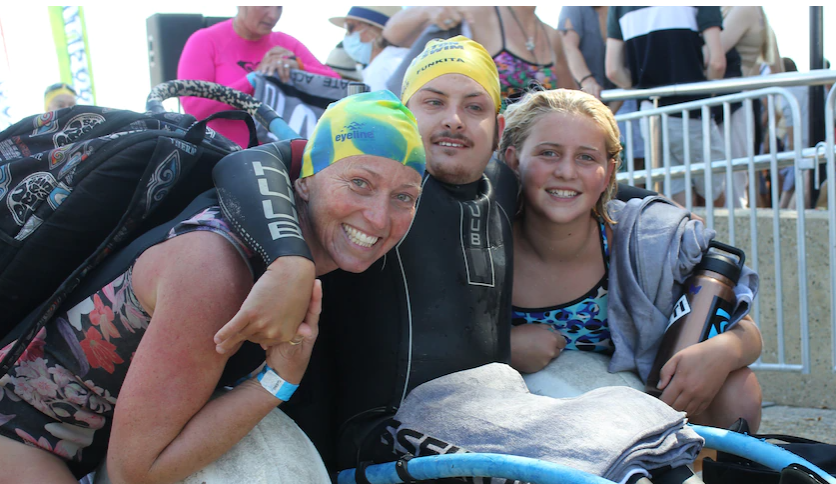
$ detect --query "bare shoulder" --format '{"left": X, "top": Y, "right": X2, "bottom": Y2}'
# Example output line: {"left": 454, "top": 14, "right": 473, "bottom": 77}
{"left": 542, "top": 23, "right": 563, "bottom": 48}
{"left": 132, "top": 230, "right": 253, "bottom": 319}
{"left": 461, "top": 6, "right": 501, "bottom": 54}
{"left": 724, "top": 6, "right": 760, "bottom": 23}
{"left": 733, "top": 5, "right": 761, "bottom": 15}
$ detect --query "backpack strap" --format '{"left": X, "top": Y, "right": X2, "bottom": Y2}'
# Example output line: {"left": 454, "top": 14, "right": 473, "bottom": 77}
{"left": 186, "top": 110, "right": 259, "bottom": 149}
{"left": 290, "top": 139, "right": 308, "bottom": 181}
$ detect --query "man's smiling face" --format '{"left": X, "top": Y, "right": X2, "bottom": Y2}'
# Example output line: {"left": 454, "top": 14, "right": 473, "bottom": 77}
{"left": 407, "top": 73, "right": 501, "bottom": 185}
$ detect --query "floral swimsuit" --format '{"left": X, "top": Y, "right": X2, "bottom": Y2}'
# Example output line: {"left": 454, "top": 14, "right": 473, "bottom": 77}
{"left": 512, "top": 219, "right": 614, "bottom": 354}
{"left": 0, "top": 206, "right": 253, "bottom": 474}
{"left": 492, "top": 6, "right": 559, "bottom": 110}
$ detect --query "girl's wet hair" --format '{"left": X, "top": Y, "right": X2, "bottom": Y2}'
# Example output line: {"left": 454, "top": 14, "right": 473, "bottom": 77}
{"left": 499, "top": 88, "right": 622, "bottom": 224}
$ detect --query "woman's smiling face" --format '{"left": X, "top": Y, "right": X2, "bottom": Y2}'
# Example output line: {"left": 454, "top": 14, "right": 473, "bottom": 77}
{"left": 296, "top": 155, "right": 422, "bottom": 274}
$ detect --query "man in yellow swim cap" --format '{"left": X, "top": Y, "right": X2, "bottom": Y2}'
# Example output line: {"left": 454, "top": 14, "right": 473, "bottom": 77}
{"left": 400, "top": 35, "right": 504, "bottom": 186}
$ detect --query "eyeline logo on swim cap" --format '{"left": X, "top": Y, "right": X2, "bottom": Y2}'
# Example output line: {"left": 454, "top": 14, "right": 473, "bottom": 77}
{"left": 334, "top": 122, "right": 375, "bottom": 143}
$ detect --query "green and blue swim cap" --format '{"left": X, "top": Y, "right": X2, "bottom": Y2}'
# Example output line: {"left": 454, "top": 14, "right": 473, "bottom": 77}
{"left": 301, "top": 90, "right": 426, "bottom": 178}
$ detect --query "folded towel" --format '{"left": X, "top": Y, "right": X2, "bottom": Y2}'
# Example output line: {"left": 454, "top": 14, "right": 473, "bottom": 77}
{"left": 384, "top": 363, "right": 703, "bottom": 483}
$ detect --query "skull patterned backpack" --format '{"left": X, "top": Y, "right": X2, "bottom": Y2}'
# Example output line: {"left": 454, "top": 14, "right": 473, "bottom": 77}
{"left": 0, "top": 80, "right": 294, "bottom": 377}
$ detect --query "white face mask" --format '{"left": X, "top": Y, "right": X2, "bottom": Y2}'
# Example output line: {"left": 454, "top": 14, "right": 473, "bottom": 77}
{"left": 343, "top": 31, "right": 374, "bottom": 65}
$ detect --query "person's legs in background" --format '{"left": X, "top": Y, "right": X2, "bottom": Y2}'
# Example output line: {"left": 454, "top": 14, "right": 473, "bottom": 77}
{"left": 617, "top": 99, "right": 646, "bottom": 185}
{"left": 688, "top": 116, "right": 727, "bottom": 208}
{"left": 778, "top": 166, "right": 795, "bottom": 208}
{"left": 719, "top": 105, "right": 750, "bottom": 208}
{"left": 638, "top": 102, "right": 729, "bottom": 206}
{"left": 663, "top": 115, "right": 689, "bottom": 206}
{"left": 639, "top": 100, "right": 668, "bottom": 198}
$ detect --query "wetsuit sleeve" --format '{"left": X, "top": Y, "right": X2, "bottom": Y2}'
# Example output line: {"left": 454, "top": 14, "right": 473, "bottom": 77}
{"left": 212, "top": 141, "right": 313, "bottom": 266}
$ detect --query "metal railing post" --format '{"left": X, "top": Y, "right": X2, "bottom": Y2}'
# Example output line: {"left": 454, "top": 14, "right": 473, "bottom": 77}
{"left": 605, "top": 74, "right": 836, "bottom": 375}
{"left": 649, "top": 96, "right": 661, "bottom": 194}
{"left": 826, "top": 87, "right": 836, "bottom": 372}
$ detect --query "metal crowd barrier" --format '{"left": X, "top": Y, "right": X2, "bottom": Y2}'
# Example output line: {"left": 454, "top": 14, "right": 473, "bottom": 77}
{"left": 826, "top": 85, "right": 836, "bottom": 372}
{"left": 603, "top": 70, "right": 836, "bottom": 376}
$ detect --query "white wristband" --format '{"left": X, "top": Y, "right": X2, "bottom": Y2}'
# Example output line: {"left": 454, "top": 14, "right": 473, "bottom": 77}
{"left": 256, "top": 365, "right": 298, "bottom": 401}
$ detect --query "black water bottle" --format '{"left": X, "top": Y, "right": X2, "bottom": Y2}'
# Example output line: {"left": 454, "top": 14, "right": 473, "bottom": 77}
{"left": 645, "top": 241, "right": 746, "bottom": 398}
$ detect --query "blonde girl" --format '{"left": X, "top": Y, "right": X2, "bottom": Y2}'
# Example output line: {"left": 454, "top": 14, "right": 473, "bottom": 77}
{"left": 501, "top": 89, "right": 763, "bottom": 431}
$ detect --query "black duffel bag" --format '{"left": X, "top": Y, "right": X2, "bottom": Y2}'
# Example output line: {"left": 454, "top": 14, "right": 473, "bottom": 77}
{"left": 703, "top": 419, "right": 836, "bottom": 484}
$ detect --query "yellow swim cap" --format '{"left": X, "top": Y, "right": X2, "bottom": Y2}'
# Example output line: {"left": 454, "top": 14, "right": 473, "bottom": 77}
{"left": 44, "top": 82, "right": 77, "bottom": 111}
{"left": 401, "top": 35, "right": 501, "bottom": 113}
{"left": 301, "top": 90, "right": 425, "bottom": 178}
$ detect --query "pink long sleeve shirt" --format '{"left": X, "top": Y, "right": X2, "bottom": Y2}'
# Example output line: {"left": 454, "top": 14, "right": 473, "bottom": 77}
{"left": 177, "top": 19, "right": 338, "bottom": 148}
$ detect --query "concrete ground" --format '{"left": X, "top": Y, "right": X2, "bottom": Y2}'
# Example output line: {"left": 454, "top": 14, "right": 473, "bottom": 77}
{"left": 759, "top": 403, "right": 836, "bottom": 444}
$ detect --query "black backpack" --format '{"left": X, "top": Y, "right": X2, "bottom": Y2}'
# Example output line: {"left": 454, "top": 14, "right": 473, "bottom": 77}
{"left": 0, "top": 80, "right": 282, "bottom": 376}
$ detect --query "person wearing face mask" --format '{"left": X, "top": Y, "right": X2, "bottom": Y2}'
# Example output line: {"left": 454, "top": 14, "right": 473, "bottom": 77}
{"left": 330, "top": 6, "right": 407, "bottom": 92}
{"left": 178, "top": 6, "right": 339, "bottom": 149}
{"left": 324, "top": 43, "right": 363, "bottom": 81}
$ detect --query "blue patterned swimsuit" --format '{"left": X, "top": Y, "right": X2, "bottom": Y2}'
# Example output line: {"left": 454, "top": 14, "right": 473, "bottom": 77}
{"left": 512, "top": 220, "right": 614, "bottom": 354}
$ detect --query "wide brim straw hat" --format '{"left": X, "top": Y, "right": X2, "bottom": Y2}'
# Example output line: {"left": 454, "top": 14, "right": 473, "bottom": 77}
{"left": 326, "top": 44, "right": 363, "bottom": 81}
{"left": 329, "top": 6, "right": 402, "bottom": 30}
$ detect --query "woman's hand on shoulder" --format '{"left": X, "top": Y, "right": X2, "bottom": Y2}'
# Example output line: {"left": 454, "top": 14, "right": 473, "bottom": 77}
{"left": 265, "top": 279, "right": 322, "bottom": 385}
{"left": 510, "top": 323, "right": 566, "bottom": 374}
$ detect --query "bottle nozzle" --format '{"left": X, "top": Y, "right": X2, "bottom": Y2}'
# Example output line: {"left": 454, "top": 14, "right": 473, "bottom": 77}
{"left": 700, "top": 241, "right": 746, "bottom": 283}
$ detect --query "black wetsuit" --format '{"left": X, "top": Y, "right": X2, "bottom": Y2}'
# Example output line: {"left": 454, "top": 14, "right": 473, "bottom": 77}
{"left": 326, "top": 158, "right": 518, "bottom": 469}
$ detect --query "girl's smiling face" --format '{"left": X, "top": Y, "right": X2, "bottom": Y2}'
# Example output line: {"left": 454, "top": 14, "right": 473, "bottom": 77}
{"left": 507, "top": 111, "right": 614, "bottom": 225}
